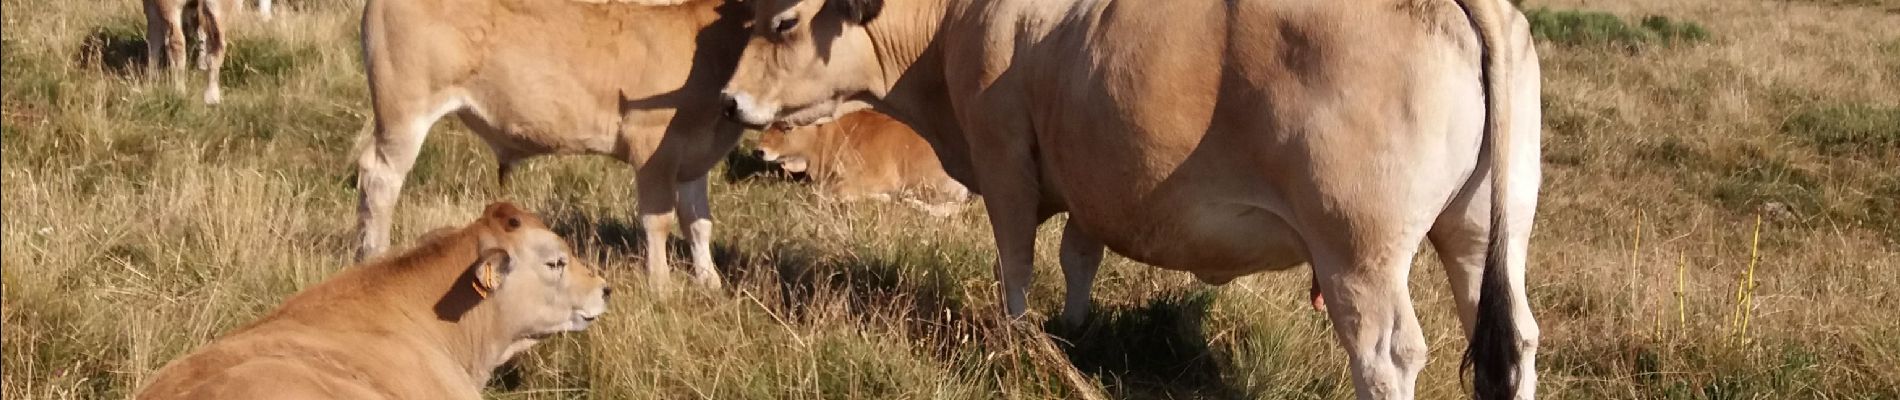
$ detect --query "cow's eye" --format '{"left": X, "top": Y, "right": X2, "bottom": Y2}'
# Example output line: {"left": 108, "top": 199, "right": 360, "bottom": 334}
{"left": 773, "top": 16, "right": 798, "bottom": 34}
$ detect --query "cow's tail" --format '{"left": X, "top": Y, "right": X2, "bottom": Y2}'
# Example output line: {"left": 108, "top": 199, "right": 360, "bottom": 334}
{"left": 1454, "top": 0, "right": 1523, "bottom": 399}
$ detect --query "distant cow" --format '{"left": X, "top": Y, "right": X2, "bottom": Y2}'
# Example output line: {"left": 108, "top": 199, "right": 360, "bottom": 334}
{"left": 757, "top": 110, "right": 969, "bottom": 207}
{"left": 144, "top": 0, "right": 238, "bottom": 104}
{"left": 353, "top": 0, "right": 751, "bottom": 290}
{"left": 134, "top": 202, "right": 610, "bottom": 400}
{"left": 719, "top": 0, "right": 1543, "bottom": 398}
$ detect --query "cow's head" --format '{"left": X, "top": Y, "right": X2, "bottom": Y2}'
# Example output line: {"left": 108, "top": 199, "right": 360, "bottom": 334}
{"left": 467, "top": 202, "right": 611, "bottom": 339}
{"left": 757, "top": 122, "right": 820, "bottom": 173}
{"left": 721, "top": 0, "right": 884, "bottom": 128}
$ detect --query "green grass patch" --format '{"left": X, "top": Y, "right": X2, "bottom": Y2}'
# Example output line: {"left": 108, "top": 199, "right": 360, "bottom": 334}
{"left": 1781, "top": 104, "right": 1900, "bottom": 158}
{"left": 223, "top": 36, "right": 320, "bottom": 88}
{"left": 1710, "top": 154, "right": 1822, "bottom": 216}
{"left": 1525, "top": 8, "right": 1711, "bottom": 47}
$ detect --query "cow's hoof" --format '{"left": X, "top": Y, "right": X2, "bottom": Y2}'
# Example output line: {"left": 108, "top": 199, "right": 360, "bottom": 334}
{"left": 203, "top": 88, "right": 222, "bottom": 105}
{"left": 692, "top": 273, "right": 723, "bottom": 290}
{"left": 646, "top": 275, "right": 675, "bottom": 295}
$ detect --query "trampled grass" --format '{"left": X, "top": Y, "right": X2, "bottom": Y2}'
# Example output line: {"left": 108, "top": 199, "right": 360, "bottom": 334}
{"left": 4, "top": 0, "right": 1898, "bottom": 399}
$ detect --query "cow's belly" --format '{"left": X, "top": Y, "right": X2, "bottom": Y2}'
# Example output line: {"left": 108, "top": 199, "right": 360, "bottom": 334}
{"left": 1067, "top": 189, "right": 1310, "bottom": 284}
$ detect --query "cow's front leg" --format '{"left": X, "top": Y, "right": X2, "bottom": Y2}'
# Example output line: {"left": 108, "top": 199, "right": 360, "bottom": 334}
{"left": 676, "top": 175, "right": 720, "bottom": 289}
{"left": 635, "top": 171, "right": 679, "bottom": 292}
{"left": 961, "top": 110, "right": 1044, "bottom": 318}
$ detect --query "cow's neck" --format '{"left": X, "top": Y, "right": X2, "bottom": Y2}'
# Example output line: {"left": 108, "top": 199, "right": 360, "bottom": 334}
{"left": 374, "top": 239, "right": 528, "bottom": 388}
{"left": 863, "top": 0, "right": 977, "bottom": 186}
{"left": 427, "top": 292, "right": 525, "bottom": 387}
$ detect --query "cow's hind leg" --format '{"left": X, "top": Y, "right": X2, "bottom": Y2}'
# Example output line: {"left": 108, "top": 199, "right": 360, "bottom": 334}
{"left": 677, "top": 175, "right": 721, "bottom": 289}
{"left": 196, "top": 0, "right": 227, "bottom": 104}
{"left": 1058, "top": 220, "right": 1103, "bottom": 327}
{"left": 144, "top": 1, "right": 168, "bottom": 73}
{"left": 353, "top": 98, "right": 453, "bottom": 262}
{"left": 162, "top": 3, "right": 188, "bottom": 91}
{"left": 1307, "top": 223, "right": 1431, "bottom": 400}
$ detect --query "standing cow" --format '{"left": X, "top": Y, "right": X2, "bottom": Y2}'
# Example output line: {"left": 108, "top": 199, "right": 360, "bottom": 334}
{"left": 142, "top": 0, "right": 279, "bottom": 104}
{"left": 144, "top": 0, "right": 236, "bottom": 104}
{"left": 353, "top": 0, "right": 751, "bottom": 290}
{"left": 717, "top": 0, "right": 1543, "bottom": 398}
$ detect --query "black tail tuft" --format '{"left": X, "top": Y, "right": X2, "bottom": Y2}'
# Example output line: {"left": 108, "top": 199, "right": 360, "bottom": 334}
{"left": 1463, "top": 216, "right": 1520, "bottom": 400}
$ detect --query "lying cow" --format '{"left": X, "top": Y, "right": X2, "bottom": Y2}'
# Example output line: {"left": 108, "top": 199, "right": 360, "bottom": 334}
{"left": 134, "top": 202, "right": 610, "bottom": 400}
{"left": 144, "top": 0, "right": 240, "bottom": 104}
{"left": 353, "top": 0, "right": 750, "bottom": 290}
{"left": 757, "top": 110, "right": 969, "bottom": 207}
{"left": 718, "top": 0, "right": 1543, "bottom": 398}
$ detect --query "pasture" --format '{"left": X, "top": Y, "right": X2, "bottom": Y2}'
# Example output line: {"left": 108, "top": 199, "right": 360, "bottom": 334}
{"left": 3, "top": 0, "right": 1897, "bottom": 398}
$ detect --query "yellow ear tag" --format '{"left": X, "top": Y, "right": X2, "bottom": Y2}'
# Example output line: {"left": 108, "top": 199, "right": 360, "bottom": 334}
{"left": 472, "top": 266, "right": 498, "bottom": 299}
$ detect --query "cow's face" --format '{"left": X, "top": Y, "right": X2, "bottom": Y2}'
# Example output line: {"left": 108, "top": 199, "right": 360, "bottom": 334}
{"left": 470, "top": 203, "right": 611, "bottom": 338}
{"left": 758, "top": 122, "right": 820, "bottom": 173}
{"left": 722, "top": 0, "right": 884, "bottom": 128}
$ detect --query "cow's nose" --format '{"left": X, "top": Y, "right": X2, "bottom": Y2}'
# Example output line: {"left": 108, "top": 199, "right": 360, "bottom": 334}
{"left": 601, "top": 286, "right": 614, "bottom": 299}
{"left": 720, "top": 94, "right": 740, "bottom": 120}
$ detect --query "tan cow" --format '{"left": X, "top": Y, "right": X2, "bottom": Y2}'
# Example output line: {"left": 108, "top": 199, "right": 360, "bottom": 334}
{"left": 758, "top": 110, "right": 969, "bottom": 207}
{"left": 718, "top": 0, "right": 1543, "bottom": 398}
{"left": 353, "top": 0, "right": 752, "bottom": 290}
{"left": 144, "top": 0, "right": 237, "bottom": 104}
{"left": 133, "top": 202, "right": 611, "bottom": 400}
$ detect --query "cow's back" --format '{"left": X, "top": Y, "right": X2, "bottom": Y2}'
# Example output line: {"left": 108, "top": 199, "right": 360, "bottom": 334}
{"left": 135, "top": 269, "right": 478, "bottom": 400}
{"left": 363, "top": 0, "right": 743, "bottom": 159}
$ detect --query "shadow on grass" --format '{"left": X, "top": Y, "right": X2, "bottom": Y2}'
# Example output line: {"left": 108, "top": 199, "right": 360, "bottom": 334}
{"left": 545, "top": 209, "right": 1255, "bottom": 398}
{"left": 1048, "top": 289, "right": 1250, "bottom": 399}
{"left": 76, "top": 25, "right": 150, "bottom": 76}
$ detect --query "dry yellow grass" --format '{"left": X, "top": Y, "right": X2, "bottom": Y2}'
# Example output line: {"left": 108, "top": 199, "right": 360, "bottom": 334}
{"left": 3, "top": 0, "right": 1897, "bottom": 398}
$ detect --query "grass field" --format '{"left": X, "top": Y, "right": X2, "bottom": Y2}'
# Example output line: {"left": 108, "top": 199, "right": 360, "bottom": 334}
{"left": 4, "top": 0, "right": 1898, "bottom": 398}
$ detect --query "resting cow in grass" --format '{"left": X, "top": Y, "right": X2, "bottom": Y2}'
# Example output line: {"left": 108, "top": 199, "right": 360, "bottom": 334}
{"left": 757, "top": 110, "right": 969, "bottom": 209}
{"left": 134, "top": 202, "right": 611, "bottom": 400}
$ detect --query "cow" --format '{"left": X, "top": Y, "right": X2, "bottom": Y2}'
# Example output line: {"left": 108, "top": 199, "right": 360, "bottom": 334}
{"left": 353, "top": 0, "right": 751, "bottom": 290}
{"left": 133, "top": 202, "right": 611, "bottom": 400}
{"left": 757, "top": 110, "right": 970, "bottom": 207}
{"left": 144, "top": 0, "right": 237, "bottom": 104}
{"left": 716, "top": 0, "right": 1543, "bottom": 398}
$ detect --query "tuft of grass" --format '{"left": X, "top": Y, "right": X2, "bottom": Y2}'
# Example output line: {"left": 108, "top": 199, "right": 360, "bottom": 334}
{"left": 1781, "top": 104, "right": 1900, "bottom": 158}
{"left": 221, "top": 36, "right": 320, "bottom": 88}
{"left": 1525, "top": 8, "right": 1711, "bottom": 48}
{"left": 1709, "top": 153, "right": 1822, "bottom": 214}
{"left": 1640, "top": 15, "right": 1712, "bottom": 44}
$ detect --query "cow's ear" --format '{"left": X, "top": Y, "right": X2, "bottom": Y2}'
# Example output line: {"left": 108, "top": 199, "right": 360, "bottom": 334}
{"left": 470, "top": 248, "right": 512, "bottom": 298}
{"left": 484, "top": 202, "right": 526, "bottom": 232}
{"left": 828, "top": 0, "right": 882, "bottom": 25}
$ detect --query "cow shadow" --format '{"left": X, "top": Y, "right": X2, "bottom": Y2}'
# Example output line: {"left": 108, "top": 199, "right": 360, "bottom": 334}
{"left": 1046, "top": 289, "right": 1253, "bottom": 399}
{"left": 543, "top": 209, "right": 1255, "bottom": 398}
{"left": 542, "top": 207, "right": 988, "bottom": 350}
{"left": 76, "top": 25, "right": 151, "bottom": 76}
